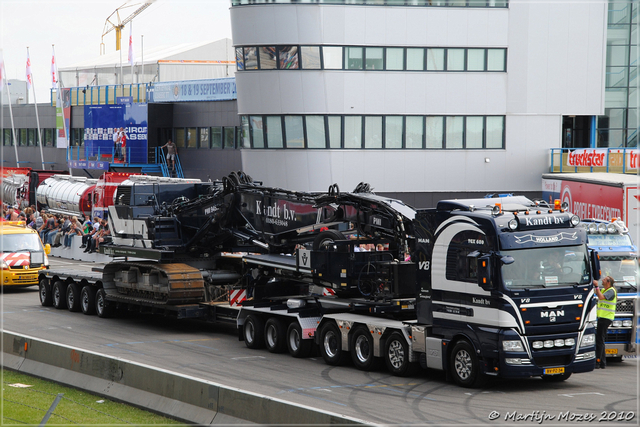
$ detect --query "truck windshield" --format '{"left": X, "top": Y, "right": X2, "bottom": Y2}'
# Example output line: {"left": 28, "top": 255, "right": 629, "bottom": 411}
{"left": 600, "top": 256, "right": 639, "bottom": 291}
{"left": 501, "top": 245, "right": 591, "bottom": 289}
{"left": 0, "top": 234, "right": 44, "bottom": 253}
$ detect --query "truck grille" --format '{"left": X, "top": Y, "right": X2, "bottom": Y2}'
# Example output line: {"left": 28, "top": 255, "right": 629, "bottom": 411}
{"left": 616, "top": 299, "right": 635, "bottom": 314}
{"left": 533, "top": 355, "right": 572, "bottom": 367}
{"left": 606, "top": 330, "right": 632, "bottom": 343}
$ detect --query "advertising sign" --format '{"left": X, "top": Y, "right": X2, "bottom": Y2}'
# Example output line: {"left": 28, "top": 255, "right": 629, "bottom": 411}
{"left": 68, "top": 160, "right": 109, "bottom": 171}
{"left": 84, "top": 103, "right": 148, "bottom": 164}
{"left": 148, "top": 78, "right": 236, "bottom": 103}
{"left": 56, "top": 88, "right": 71, "bottom": 149}
{"left": 565, "top": 148, "right": 640, "bottom": 170}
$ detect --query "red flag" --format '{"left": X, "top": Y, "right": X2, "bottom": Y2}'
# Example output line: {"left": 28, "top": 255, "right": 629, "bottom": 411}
{"left": 51, "top": 46, "right": 57, "bottom": 89}
{"left": 26, "top": 52, "right": 33, "bottom": 90}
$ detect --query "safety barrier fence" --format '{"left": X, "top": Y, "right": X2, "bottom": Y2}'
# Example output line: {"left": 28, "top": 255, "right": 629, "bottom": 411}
{"left": 549, "top": 148, "right": 640, "bottom": 174}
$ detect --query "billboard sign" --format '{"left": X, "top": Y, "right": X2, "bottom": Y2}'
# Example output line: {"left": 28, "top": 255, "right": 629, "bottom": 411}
{"left": 148, "top": 78, "right": 236, "bottom": 103}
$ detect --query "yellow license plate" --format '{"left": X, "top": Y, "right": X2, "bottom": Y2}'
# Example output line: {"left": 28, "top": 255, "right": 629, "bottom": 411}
{"left": 544, "top": 367, "right": 565, "bottom": 375}
{"left": 606, "top": 348, "right": 618, "bottom": 355}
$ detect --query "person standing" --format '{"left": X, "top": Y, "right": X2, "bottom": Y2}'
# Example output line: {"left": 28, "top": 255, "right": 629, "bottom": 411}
{"left": 594, "top": 275, "right": 616, "bottom": 369}
{"left": 121, "top": 128, "right": 127, "bottom": 163}
{"left": 161, "top": 139, "right": 177, "bottom": 171}
{"left": 113, "top": 128, "right": 121, "bottom": 162}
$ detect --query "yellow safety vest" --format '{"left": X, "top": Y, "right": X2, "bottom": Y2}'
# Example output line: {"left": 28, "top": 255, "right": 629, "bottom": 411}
{"left": 597, "top": 287, "right": 617, "bottom": 320}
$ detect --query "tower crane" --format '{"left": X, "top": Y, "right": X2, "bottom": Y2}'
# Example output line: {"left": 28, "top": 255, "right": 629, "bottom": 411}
{"left": 100, "top": 0, "right": 155, "bottom": 55}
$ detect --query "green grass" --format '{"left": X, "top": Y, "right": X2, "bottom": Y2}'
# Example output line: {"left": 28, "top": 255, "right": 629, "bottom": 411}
{"left": 2, "top": 369, "right": 186, "bottom": 425}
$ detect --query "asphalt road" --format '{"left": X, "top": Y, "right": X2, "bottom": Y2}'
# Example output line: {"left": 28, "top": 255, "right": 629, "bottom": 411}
{"left": 1, "top": 257, "right": 639, "bottom": 425}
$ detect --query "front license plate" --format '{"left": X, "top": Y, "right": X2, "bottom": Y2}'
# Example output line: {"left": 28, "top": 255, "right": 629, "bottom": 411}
{"left": 606, "top": 348, "right": 618, "bottom": 355}
{"left": 544, "top": 367, "right": 565, "bottom": 375}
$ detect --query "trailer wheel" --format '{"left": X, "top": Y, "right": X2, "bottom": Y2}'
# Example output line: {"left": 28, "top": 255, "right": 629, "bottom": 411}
{"left": 52, "top": 281, "right": 67, "bottom": 310}
{"left": 66, "top": 283, "right": 81, "bottom": 312}
{"left": 319, "top": 323, "right": 349, "bottom": 365}
{"left": 384, "top": 332, "right": 418, "bottom": 377}
{"left": 541, "top": 372, "right": 572, "bottom": 382}
{"left": 313, "top": 230, "right": 345, "bottom": 251}
{"left": 351, "top": 327, "right": 380, "bottom": 371}
{"left": 450, "top": 340, "right": 486, "bottom": 388}
{"left": 265, "top": 317, "right": 287, "bottom": 353}
{"left": 81, "top": 286, "right": 96, "bottom": 315}
{"left": 96, "top": 288, "right": 114, "bottom": 318}
{"left": 287, "top": 322, "right": 312, "bottom": 358}
{"left": 243, "top": 314, "right": 265, "bottom": 349}
{"left": 39, "top": 278, "right": 52, "bottom": 307}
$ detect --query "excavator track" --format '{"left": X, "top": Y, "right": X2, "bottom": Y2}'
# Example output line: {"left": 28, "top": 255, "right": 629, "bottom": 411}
{"left": 102, "top": 262, "right": 205, "bottom": 305}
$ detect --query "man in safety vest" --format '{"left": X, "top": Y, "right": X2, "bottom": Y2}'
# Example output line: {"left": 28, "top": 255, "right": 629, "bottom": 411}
{"left": 594, "top": 275, "right": 616, "bottom": 369}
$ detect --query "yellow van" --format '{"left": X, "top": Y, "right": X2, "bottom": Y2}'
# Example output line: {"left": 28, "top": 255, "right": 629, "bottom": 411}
{"left": 0, "top": 221, "right": 50, "bottom": 287}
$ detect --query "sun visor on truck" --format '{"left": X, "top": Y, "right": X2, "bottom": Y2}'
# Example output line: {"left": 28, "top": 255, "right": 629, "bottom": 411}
{"left": 499, "top": 227, "right": 587, "bottom": 250}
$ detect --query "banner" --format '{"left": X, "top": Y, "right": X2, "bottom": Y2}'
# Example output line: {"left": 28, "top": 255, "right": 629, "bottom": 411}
{"left": 565, "top": 148, "right": 640, "bottom": 170}
{"left": 148, "top": 78, "right": 236, "bottom": 103}
{"left": 56, "top": 88, "right": 70, "bottom": 148}
{"left": 84, "top": 103, "right": 148, "bottom": 164}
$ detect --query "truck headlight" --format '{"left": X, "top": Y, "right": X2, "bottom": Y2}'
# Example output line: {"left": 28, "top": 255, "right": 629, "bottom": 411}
{"left": 502, "top": 340, "right": 524, "bottom": 352}
{"left": 581, "top": 334, "right": 595, "bottom": 348}
{"left": 622, "top": 320, "right": 633, "bottom": 327}
{"left": 612, "top": 321, "right": 622, "bottom": 328}
{"left": 0, "top": 259, "right": 9, "bottom": 270}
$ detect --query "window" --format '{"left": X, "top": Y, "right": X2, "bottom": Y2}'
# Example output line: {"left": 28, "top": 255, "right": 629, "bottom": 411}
{"left": 446, "top": 116, "right": 464, "bottom": 148}
{"left": 487, "top": 49, "right": 506, "bottom": 71}
{"left": 486, "top": 116, "right": 504, "bottom": 148}
{"left": 467, "top": 49, "right": 485, "bottom": 71}
{"left": 386, "top": 48, "right": 404, "bottom": 71}
{"left": 466, "top": 116, "right": 484, "bottom": 148}
{"left": 199, "top": 127, "right": 210, "bottom": 148}
{"left": 364, "top": 116, "right": 382, "bottom": 148}
{"left": 344, "top": 116, "right": 362, "bottom": 148}
{"left": 426, "top": 116, "right": 444, "bottom": 148}
{"left": 365, "top": 48, "right": 384, "bottom": 70}
{"left": 44, "top": 128, "right": 55, "bottom": 147}
{"left": 426, "top": 48, "right": 445, "bottom": 71}
{"left": 3, "top": 129, "right": 12, "bottom": 146}
{"left": 236, "top": 47, "right": 245, "bottom": 71}
{"left": 301, "top": 46, "right": 321, "bottom": 69}
{"left": 445, "top": 230, "right": 488, "bottom": 283}
{"left": 279, "top": 46, "right": 299, "bottom": 69}
{"left": 385, "top": 116, "right": 403, "bottom": 148}
{"left": 406, "top": 48, "right": 425, "bottom": 71}
{"left": 250, "top": 116, "right": 265, "bottom": 148}
{"left": 241, "top": 116, "right": 250, "bottom": 148}
{"left": 328, "top": 116, "right": 342, "bottom": 148}
{"left": 244, "top": 47, "right": 258, "bottom": 70}
{"left": 266, "top": 116, "right": 283, "bottom": 148}
{"left": 212, "top": 127, "right": 222, "bottom": 148}
{"left": 19, "top": 129, "right": 27, "bottom": 146}
{"left": 345, "top": 47, "right": 363, "bottom": 70}
{"left": 186, "top": 127, "right": 197, "bottom": 148}
{"left": 27, "top": 129, "right": 36, "bottom": 146}
{"left": 260, "top": 47, "right": 277, "bottom": 69}
{"left": 224, "top": 127, "right": 235, "bottom": 148}
{"left": 447, "top": 49, "right": 465, "bottom": 71}
{"left": 406, "top": 116, "right": 424, "bottom": 148}
{"left": 323, "top": 47, "right": 343, "bottom": 69}
{"left": 306, "top": 116, "right": 326, "bottom": 148}
{"left": 285, "top": 115, "right": 304, "bottom": 148}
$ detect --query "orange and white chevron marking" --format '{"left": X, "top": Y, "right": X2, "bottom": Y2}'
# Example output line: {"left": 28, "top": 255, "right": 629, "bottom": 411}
{"left": 0, "top": 253, "right": 30, "bottom": 267}
{"left": 229, "top": 289, "right": 247, "bottom": 307}
{"left": 322, "top": 287, "right": 336, "bottom": 296}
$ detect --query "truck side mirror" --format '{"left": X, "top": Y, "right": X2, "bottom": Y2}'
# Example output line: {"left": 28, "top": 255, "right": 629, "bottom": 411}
{"left": 590, "top": 250, "right": 601, "bottom": 281}
{"left": 477, "top": 255, "right": 493, "bottom": 290}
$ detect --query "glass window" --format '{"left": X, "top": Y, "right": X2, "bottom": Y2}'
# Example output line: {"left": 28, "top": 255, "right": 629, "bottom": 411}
{"left": 244, "top": 47, "right": 258, "bottom": 70}
{"left": 199, "top": 127, "right": 210, "bottom": 148}
{"left": 44, "top": 128, "right": 55, "bottom": 147}
{"left": 606, "top": 68, "right": 629, "bottom": 88}
{"left": 406, "top": 48, "right": 425, "bottom": 71}
{"left": 447, "top": 49, "right": 465, "bottom": 71}
{"left": 486, "top": 116, "right": 504, "bottom": 148}
{"left": 212, "top": 126, "right": 222, "bottom": 148}
{"left": 175, "top": 128, "right": 186, "bottom": 148}
{"left": 266, "top": 116, "right": 283, "bottom": 148}
{"left": 328, "top": 116, "right": 342, "bottom": 148}
{"left": 466, "top": 116, "right": 484, "bottom": 148}
{"left": 241, "top": 116, "right": 250, "bottom": 148}
{"left": 426, "top": 48, "right": 445, "bottom": 71}
{"left": 364, "top": 116, "right": 382, "bottom": 148}
{"left": 487, "top": 49, "right": 506, "bottom": 71}
{"left": 446, "top": 116, "right": 464, "bottom": 148}
{"left": 628, "top": 108, "right": 638, "bottom": 130}
{"left": 608, "top": 45, "right": 629, "bottom": 67}
{"left": 323, "top": 46, "right": 343, "bottom": 69}
{"left": 3, "top": 129, "right": 12, "bottom": 146}
{"left": 27, "top": 129, "right": 36, "bottom": 146}
{"left": 605, "top": 108, "right": 626, "bottom": 129}
{"left": 259, "top": 47, "right": 277, "bottom": 69}
{"left": 301, "top": 46, "right": 321, "bottom": 69}
{"left": 185, "top": 127, "right": 197, "bottom": 148}
{"left": 365, "top": 48, "right": 384, "bottom": 70}
{"left": 385, "top": 116, "right": 403, "bottom": 148}
{"left": 345, "top": 47, "right": 363, "bottom": 70}
{"left": 448, "top": 0, "right": 466, "bottom": 5}
{"left": 285, "top": 115, "right": 305, "bottom": 148}
{"left": 467, "top": 49, "right": 485, "bottom": 71}
{"left": 386, "top": 48, "right": 404, "bottom": 71}
{"left": 426, "top": 116, "right": 444, "bottom": 148}
{"left": 406, "top": 116, "right": 424, "bottom": 148}
{"left": 279, "top": 46, "right": 299, "bottom": 69}
{"left": 344, "top": 116, "right": 362, "bottom": 148}
{"left": 236, "top": 47, "right": 245, "bottom": 71}
{"left": 224, "top": 127, "right": 235, "bottom": 148}
{"left": 250, "top": 116, "right": 265, "bottom": 148}
{"left": 468, "top": 0, "right": 487, "bottom": 5}
{"left": 18, "top": 129, "right": 27, "bottom": 146}
{"left": 306, "top": 116, "right": 326, "bottom": 148}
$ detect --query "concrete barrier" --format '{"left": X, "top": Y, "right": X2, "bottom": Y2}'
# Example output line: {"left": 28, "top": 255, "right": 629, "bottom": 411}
{"left": 3, "top": 331, "right": 367, "bottom": 425}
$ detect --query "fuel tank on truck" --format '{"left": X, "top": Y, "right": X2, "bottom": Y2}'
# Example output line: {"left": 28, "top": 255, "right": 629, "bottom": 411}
{"left": 36, "top": 175, "right": 97, "bottom": 218}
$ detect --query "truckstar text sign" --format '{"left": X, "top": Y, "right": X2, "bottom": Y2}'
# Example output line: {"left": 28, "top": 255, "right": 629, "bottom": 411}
{"left": 566, "top": 148, "right": 640, "bottom": 170}
{"left": 567, "top": 149, "right": 606, "bottom": 167}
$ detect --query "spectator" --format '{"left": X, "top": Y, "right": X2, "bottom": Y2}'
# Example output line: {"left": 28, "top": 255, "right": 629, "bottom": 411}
{"left": 63, "top": 216, "right": 83, "bottom": 248}
{"left": 86, "top": 219, "right": 110, "bottom": 253}
{"left": 45, "top": 216, "right": 61, "bottom": 246}
{"left": 53, "top": 215, "right": 71, "bottom": 247}
{"left": 161, "top": 139, "right": 178, "bottom": 171}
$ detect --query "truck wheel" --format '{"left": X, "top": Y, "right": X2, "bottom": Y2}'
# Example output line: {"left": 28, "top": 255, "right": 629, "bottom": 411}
{"left": 243, "top": 314, "right": 265, "bottom": 349}
{"left": 265, "top": 317, "right": 287, "bottom": 353}
{"left": 384, "top": 332, "right": 418, "bottom": 377}
{"left": 39, "top": 278, "right": 52, "bottom": 307}
{"left": 313, "top": 230, "right": 345, "bottom": 251}
{"left": 450, "top": 340, "right": 486, "bottom": 388}
{"left": 287, "top": 322, "right": 312, "bottom": 358}
{"left": 96, "top": 288, "right": 114, "bottom": 318}
{"left": 52, "top": 281, "right": 67, "bottom": 310}
{"left": 351, "top": 326, "right": 380, "bottom": 371}
{"left": 319, "top": 323, "right": 349, "bottom": 365}
{"left": 542, "top": 372, "right": 572, "bottom": 382}
{"left": 81, "top": 286, "right": 96, "bottom": 315}
{"left": 66, "top": 283, "right": 81, "bottom": 312}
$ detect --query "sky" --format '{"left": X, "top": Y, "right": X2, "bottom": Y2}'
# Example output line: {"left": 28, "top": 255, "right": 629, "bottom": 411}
{"left": 0, "top": 0, "right": 233, "bottom": 103}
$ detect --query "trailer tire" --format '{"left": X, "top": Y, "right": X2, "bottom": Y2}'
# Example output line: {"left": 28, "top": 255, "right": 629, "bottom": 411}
{"left": 384, "top": 332, "right": 418, "bottom": 377}
{"left": 81, "top": 286, "right": 96, "bottom": 315}
{"left": 96, "top": 288, "right": 114, "bottom": 318}
{"left": 351, "top": 326, "right": 380, "bottom": 371}
{"left": 66, "top": 283, "right": 81, "bottom": 312}
{"left": 52, "top": 281, "right": 67, "bottom": 310}
{"left": 319, "top": 323, "right": 349, "bottom": 365}
{"left": 450, "top": 340, "right": 486, "bottom": 388}
{"left": 265, "top": 317, "right": 287, "bottom": 353}
{"left": 287, "top": 322, "right": 312, "bottom": 358}
{"left": 39, "top": 278, "right": 52, "bottom": 307}
{"left": 243, "top": 314, "right": 265, "bottom": 349}
{"left": 313, "top": 230, "right": 346, "bottom": 251}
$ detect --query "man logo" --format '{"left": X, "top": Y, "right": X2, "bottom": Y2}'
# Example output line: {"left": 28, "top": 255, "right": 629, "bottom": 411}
{"left": 541, "top": 310, "right": 564, "bottom": 322}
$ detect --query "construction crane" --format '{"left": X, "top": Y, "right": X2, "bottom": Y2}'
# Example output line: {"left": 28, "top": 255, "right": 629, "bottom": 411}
{"left": 100, "top": 0, "right": 155, "bottom": 55}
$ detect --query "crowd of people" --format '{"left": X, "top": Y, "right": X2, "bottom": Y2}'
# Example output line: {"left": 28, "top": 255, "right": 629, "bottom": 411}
{"left": 2, "top": 203, "right": 111, "bottom": 253}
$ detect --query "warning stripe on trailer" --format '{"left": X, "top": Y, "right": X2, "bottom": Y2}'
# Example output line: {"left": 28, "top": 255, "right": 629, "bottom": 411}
{"left": 229, "top": 289, "right": 247, "bottom": 307}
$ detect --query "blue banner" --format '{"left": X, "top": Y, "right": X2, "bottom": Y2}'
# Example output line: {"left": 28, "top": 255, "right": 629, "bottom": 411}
{"left": 84, "top": 103, "right": 148, "bottom": 164}
{"left": 148, "top": 78, "right": 236, "bottom": 103}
